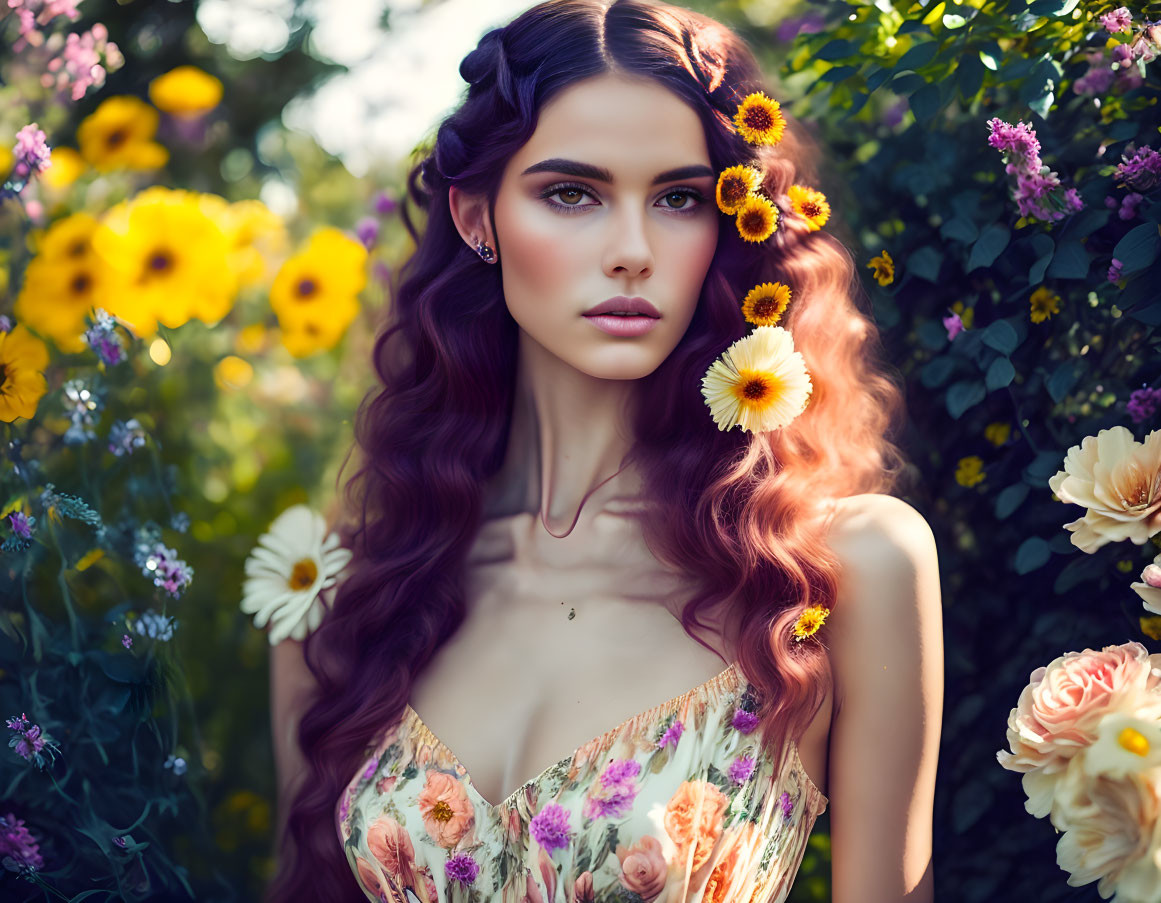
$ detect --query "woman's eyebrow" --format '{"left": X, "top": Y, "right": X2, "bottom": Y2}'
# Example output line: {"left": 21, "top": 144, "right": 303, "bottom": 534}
{"left": 521, "top": 158, "right": 714, "bottom": 184}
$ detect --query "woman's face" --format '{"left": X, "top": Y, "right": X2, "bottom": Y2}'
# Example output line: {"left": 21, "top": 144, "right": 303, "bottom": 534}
{"left": 489, "top": 72, "right": 720, "bottom": 380}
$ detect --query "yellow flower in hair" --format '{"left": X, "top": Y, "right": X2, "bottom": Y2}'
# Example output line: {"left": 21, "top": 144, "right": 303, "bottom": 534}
{"left": 700, "top": 325, "right": 812, "bottom": 433}
{"left": 716, "top": 165, "right": 763, "bottom": 215}
{"left": 788, "top": 184, "right": 830, "bottom": 232}
{"left": 741, "top": 282, "right": 792, "bottom": 327}
{"left": 735, "top": 194, "right": 778, "bottom": 243}
{"left": 792, "top": 604, "right": 830, "bottom": 641}
{"left": 733, "top": 92, "right": 786, "bottom": 146}
{"left": 867, "top": 250, "right": 894, "bottom": 286}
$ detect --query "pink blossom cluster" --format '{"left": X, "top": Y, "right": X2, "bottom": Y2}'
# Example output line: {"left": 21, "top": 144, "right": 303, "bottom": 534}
{"left": 11, "top": 123, "right": 51, "bottom": 179}
{"left": 1126, "top": 386, "right": 1161, "bottom": 424}
{"left": 6, "top": 0, "right": 82, "bottom": 52}
{"left": 1073, "top": 47, "right": 1145, "bottom": 96}
{"left": 1100, "top": 7, "right": 1133, "bottom": 34}
{"left": 41, "top": 22, "right": 123, "bottom": 100}
{"left": 1104, "top": 191, "right": 1144, "bottom": 221}
{"left": 1114, "top": 144, "right": 1161, "bottom": 192}
{"left": 986, "top": 118, "right": 1085, "bottom": 223}
{"left": 943, "top": 310, "right": 964, "bottom": 342}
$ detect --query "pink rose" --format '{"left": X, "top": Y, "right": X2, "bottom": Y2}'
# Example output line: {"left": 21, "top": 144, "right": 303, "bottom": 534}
{"left": 376, "top": 774, "right": 398, "bottom": 795}
{"left": 416, "top": 770, "right": 475, "bottom": 848}
{"left": 573, "top": 870, "right": 594, "bottom": 902}
{"left": 615, "top": 834, "right": 668, "bottom": 901}
{"left": 367, "top": 814, "right": 416, "bottom": 886}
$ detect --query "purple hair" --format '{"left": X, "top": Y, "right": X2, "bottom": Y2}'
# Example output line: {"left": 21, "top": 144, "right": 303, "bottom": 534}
{"left": 267, "top": 2, "right": 909, "bottom": 899}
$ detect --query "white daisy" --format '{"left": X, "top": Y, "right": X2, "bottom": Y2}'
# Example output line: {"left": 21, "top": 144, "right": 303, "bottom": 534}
{"left": 240, "top": 504, "right": 352, "bottom": 645}
{"left": 700, "top": 325, "right": 813, "bottom": 433}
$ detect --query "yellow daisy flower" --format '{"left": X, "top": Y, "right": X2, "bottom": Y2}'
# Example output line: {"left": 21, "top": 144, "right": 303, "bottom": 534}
{"left": 733, "top": 92, "right": 786, "bottom": 146}
{"left": 984, "top": 422, "right": 1011, "bottom": 447}
{"left": 867, "top": 250, "right": 894, "bottom": 286}
{"left": 716, "top": 165, "right": 763, "bottom": 215}
{"left": 735, "top": 194, "right": 778, "bottom": 243}
{"left": 741, "top": 282, "right": 792, "bottom": 327}
{"left": 1029, "top": 286, "right": 1061, "bottom": 324}
{"left": 199, "top": 195, "right": 289, "bottom": 288}
{"left": 792, "top": 604, "right": 830, "bottom": 641}
{"left": 0, "top": 324, "right": 50, "bottom": 423}
{"left": 148, "top": 66, "right": 223, "bottom": 117}
{"left": 955, "top": 455, "right": 986, "bottom": 488}
{"left": 39, "top": 147, "right": 85, "bottom": 190}
{"left": 15, "top": 212, "right": 112, "bottom": 353}
{"left": 700, "top": 325, "right": 812, "bottom": 433}
{"left": 271, "top": 227, "right": 367, "bottom": 356}
{"left": 788, "top": 184, "right": 830, "bottom": 232}
{"left": 77, "top": 96, "right": 169, "bottom": 172}
{"left": 0, "top": 142, "right": 12, "bottom": 176}
{"left": 91, "top": 187, "right": 238, "bottom": 338}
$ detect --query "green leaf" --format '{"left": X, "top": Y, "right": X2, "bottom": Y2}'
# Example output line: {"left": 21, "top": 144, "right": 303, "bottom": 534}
{"left": 910, "top": 83, "right": 942, "bottom": 121}
{"left": 821, "top": 64, "right": 858, "bottom": 83}
{"left": 1028, "top": 234, "right": 1055, "bottom": 283}
{"left": 947, "top": 379, "right": 987, "bottom": 419}
{"left": 957, "top": 54, "right": 984, "bottom": 100}
{"left": 995, "top": 483, "right": 1030, "bottom": 520}
{"left": 1127, "top": 298, "right": 1161, "bottom": 326}
{"left": 1028, "top": 0, "right": 1081, "bottom": 15}
{"left": 967, "top": 224, "right": 1011, "bottom": 271}
{"left": 1045, "top": 240, "right": 1089, "bottom": 279}
{"left": 817, "top": 39, "right": 856, "bottom": 61}
{"left": 921, "top": 356, "right": 957, "bottom": 387}
{"left": 985, "top": 356, "right": 1015, "bottom": 390}
{"left": 866, "top": 65, "right": 894, "bottom": 92}
{"left": 1028, "top": 89, "right": 1054, "bottom": 119}
{"left": 1054, "top": 553, "right": 1104, "bottom": 594}
{"left": 940, "top": 216, "right": 979, "bottom": 243}
{"left": 905, "top": 245, "right": 944, "bottom": 282}
{"left": 981, "top": 320, "right": 1020, "bottom": 355}
{"left": 943, "top": 13, "right": 967, "bottom": 28}
{"left": 918, "top": 319, "right": 951, "bottom": 350}
{"left": 1015, "top": 537, "right": 1051, "bottom": 574}
{"left": 1047, "top": 358, "right": 1083, "bottom": 403}
{"left": 896, "top": 41, "right": 939, "bottom": 71}
{"left": 1113, "top": 223, "right": 1160, "bottom": 275}
{"left": 979, "top": 45, "right": 1001, "bottom": 70}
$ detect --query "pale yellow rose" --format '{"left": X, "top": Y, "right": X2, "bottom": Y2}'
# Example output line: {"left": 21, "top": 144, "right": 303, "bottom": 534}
{"left": 1048, "top": 426, "right": 1161, "bottom": 553}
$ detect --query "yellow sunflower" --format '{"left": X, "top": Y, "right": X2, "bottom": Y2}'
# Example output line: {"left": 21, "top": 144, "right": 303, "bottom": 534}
{"left": 741, "top": 281, "right": 792, "bottom": 327}
{"left": 735, "top": 194, "right": 778, "bottom": 243}
{"left": 733, "top": 92, "right": 786, "bottom": 146}
{"left": 77, "top": 96, "right": 169, "bottom": 172}
{"left": 867, "top": 250, "right": 894, "bottom": 286}
{"left": 90, "top": 187, "right": 238, "bottom": 338}
{"left": 14, "top": 212, "right": 112, "bottom": 353}
{"left": 0, "top": 324, "right": 50, "bottom": 423}
{"left": 148, "top": 66, "right": 223, "bottom": 117}
{"left": 1029, "top": 286, "right": 1061, "bottom": 324}
{"left": 792, "top": 604, "right": 830, "bottom": 641}
{"left": 700, "top": 325, "right": 812, "bottom": 433}
{"left": 788, "top": 184, "right": 830, "bottom": 232}
{"left": 716, "top": 165, "right": 763, "bottom": 215}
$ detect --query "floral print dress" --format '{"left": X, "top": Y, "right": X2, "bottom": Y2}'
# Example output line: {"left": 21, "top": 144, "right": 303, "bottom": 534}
{"left": 336, "top": 660, "right": 827, "bottom": 903}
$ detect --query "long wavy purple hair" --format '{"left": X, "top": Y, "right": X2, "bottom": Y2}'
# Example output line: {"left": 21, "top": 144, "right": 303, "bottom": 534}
{"left": 267, "top": 1, "right": 910, "bottom": 899}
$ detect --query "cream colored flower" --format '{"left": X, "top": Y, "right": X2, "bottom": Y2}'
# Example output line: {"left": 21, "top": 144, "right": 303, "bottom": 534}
{"left": 1048, "top": 427, "right": 1161, "bottom": 553}
{"left": 240, "top": 504, "right": 352, "bottom": 645}
{"left": 1082, "top": 712, "right": 1161, "bottom": 781}
{"left": 1115, "top": 817, "right": 1161, "bottom": 903}
{"left": 700, "top": 325, "right": 812, "bottom": 433}
{"left": 1050, "top": 753, "right": 1161, "bottom": 899}
{"left": 1133, "top": 553, "right": 1161, "bottom": 616}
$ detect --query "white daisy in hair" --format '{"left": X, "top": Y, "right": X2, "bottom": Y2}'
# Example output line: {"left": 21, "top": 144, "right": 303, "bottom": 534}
{"left": 240, "top": 504, "right": 352, "bottom": 645}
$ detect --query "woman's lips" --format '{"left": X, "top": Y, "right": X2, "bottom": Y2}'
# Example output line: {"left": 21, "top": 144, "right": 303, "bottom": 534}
{"left": 582, "top": 314, "right": 660, "bottom": 336}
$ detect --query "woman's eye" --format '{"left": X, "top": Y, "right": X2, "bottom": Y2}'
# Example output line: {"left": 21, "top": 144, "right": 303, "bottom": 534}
{"left": 539, "top": 184, "right": 707, "bottom": 216}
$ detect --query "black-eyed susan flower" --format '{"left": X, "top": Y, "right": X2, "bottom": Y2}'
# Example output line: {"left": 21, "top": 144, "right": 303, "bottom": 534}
{"left": 792, "top": 604, "right": 830, "bottom": 641}
{"left": 733, "top": 91, "right": 786, "bottom": 146}
{"left": 15, "top": 212, "right": 113, "bottom": 353}
{"left": 148, "top": 66, "right": 224, "bottom": 118}
{"left": 77, "top": 96, "right": 168, "bottom": 172}
{"left": 955, "top": 455, "right": 986, "bottom": 488}
{"left": 716, "top": 164, "right": 763, "bottom": 215}
{"left": 788, "top": 184, "right": 830, "bottom": 232}
{"left": 0, "top": 324, "right": 49, "bottom": 423}
{"left": 742, "top": 281, "right": 792, "bottom": 327}
{"left": 701, "top": 325, "right": 812, "bottom": 433}
{"left": 735, "top": 194, "right": 778, "bottom": 243}
{"left": 90, "top": 186, "right": 238, "bottom": 338}
{"left": 1029, "top": 286, "right": 1061, "bottom": 324}
{"left": 867, "top": 250, "right": 894, "bottom": 286}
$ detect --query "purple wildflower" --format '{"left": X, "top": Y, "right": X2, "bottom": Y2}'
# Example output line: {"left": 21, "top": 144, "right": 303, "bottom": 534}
{"left": 1108, "top": 258, "right": 1124, "bottom": 283}
{"left": 529, "top": 802, "right": 572, "bottom": 852}
{"left": 657, "top": 720, "right": 684, "bottom": 749}
{"left": 164, "top": 754, "right": 187, "bottom": 776}
{"left": 0, "top": 316, "right": 11, "bottom": 333}
{"left": 355, "top": 216, "right": 379, "bottom": 250}
{"left": 134, "top": 610, "right": 176, "bottom": 641}
{"left": 943, "top": 311, "right": 964, "bottom": 342}
{"left": 83, "top": 309, "right": 128, "bottom": 367}
{"left": 599, "top": 758, "right": 641, "bottom": 787}
{"left": 121, "top": 634, "right": 132, "bottom": 649}
{"left": 362, "top": 756, "right": 379, "bottom": 780}
{"left": 8, "top": 512, "right": 34, "bottom": 540}
{"left": 732, "top": 709, "right": 760, "bottom": 734}
{"left": 445, "top": 852, "right": 480, "bottom": 885}
{"left": 134, "top": 541, "right": 193, "bottom": 599}
{"left": 1118, "top": 192, "right": 1144, "bottom": 221}
{"left": 12, "top": 125, "right": 51, "bottom": 180}
{"left": 107, "top": 419, "right": 146, "bottom": 457}
{"left": 776, "top": 9, "right": 825, "bottom": 42}
{"left": 0, "top": 813, "right": 44, "bottom": 872}
{"left": 986, "top": 118, "right": 1084, "bottom": 223}
{"left": 373, "top": 192, "right": 397, "bottom": 216}
{"left": 1127, "top": 387, "right": 1161, "bottom": 424}
{"left": 112, "top": 835, "right": 129, "bottom": 849}
{"left": 1111, "top": 43, "right": 1134, "bottom": 66}
{"left": 778, "top": 790, "right": 793, "bottom": 819}
{"left": 1100, "top": 7, "right": 1133, "bottom": 34}
{"left": 583, "top": 758, "right": 642, "bottom": 820}
{"left": 6, "top": 714, "right": 59, "bottom": 769}
{"left": 1115, "top": 145, "right": 1161, "bottom": 192}
{"left": 728, "top": 754, "right": 756, "bottom": 785}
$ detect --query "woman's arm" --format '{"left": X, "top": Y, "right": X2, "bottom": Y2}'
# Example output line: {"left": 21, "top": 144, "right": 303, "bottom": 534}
{"left": 270, "top": 631, "right": 321, "bottom": 844}
{"left": 825, "top": 493, "right": 944, "bottom": 903}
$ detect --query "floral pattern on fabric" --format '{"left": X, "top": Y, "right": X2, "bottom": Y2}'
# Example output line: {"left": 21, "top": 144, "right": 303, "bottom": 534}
{"left": 336, "top": 661, "right": 827, "bottom": 903}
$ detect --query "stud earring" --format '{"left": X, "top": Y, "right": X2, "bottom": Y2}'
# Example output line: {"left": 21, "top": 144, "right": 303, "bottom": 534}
{"left": 474, "top": 236, "right": 497, "bottom": 264}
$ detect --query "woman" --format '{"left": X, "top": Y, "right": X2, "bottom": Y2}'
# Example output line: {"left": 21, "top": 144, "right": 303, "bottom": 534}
{"left": 265, "top": 1, "right": 943, "bottom": 901}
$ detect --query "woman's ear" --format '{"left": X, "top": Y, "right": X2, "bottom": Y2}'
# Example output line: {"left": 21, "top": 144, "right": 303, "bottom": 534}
{"left": 448, "top": 185, "right": 497, "bottom": 261}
